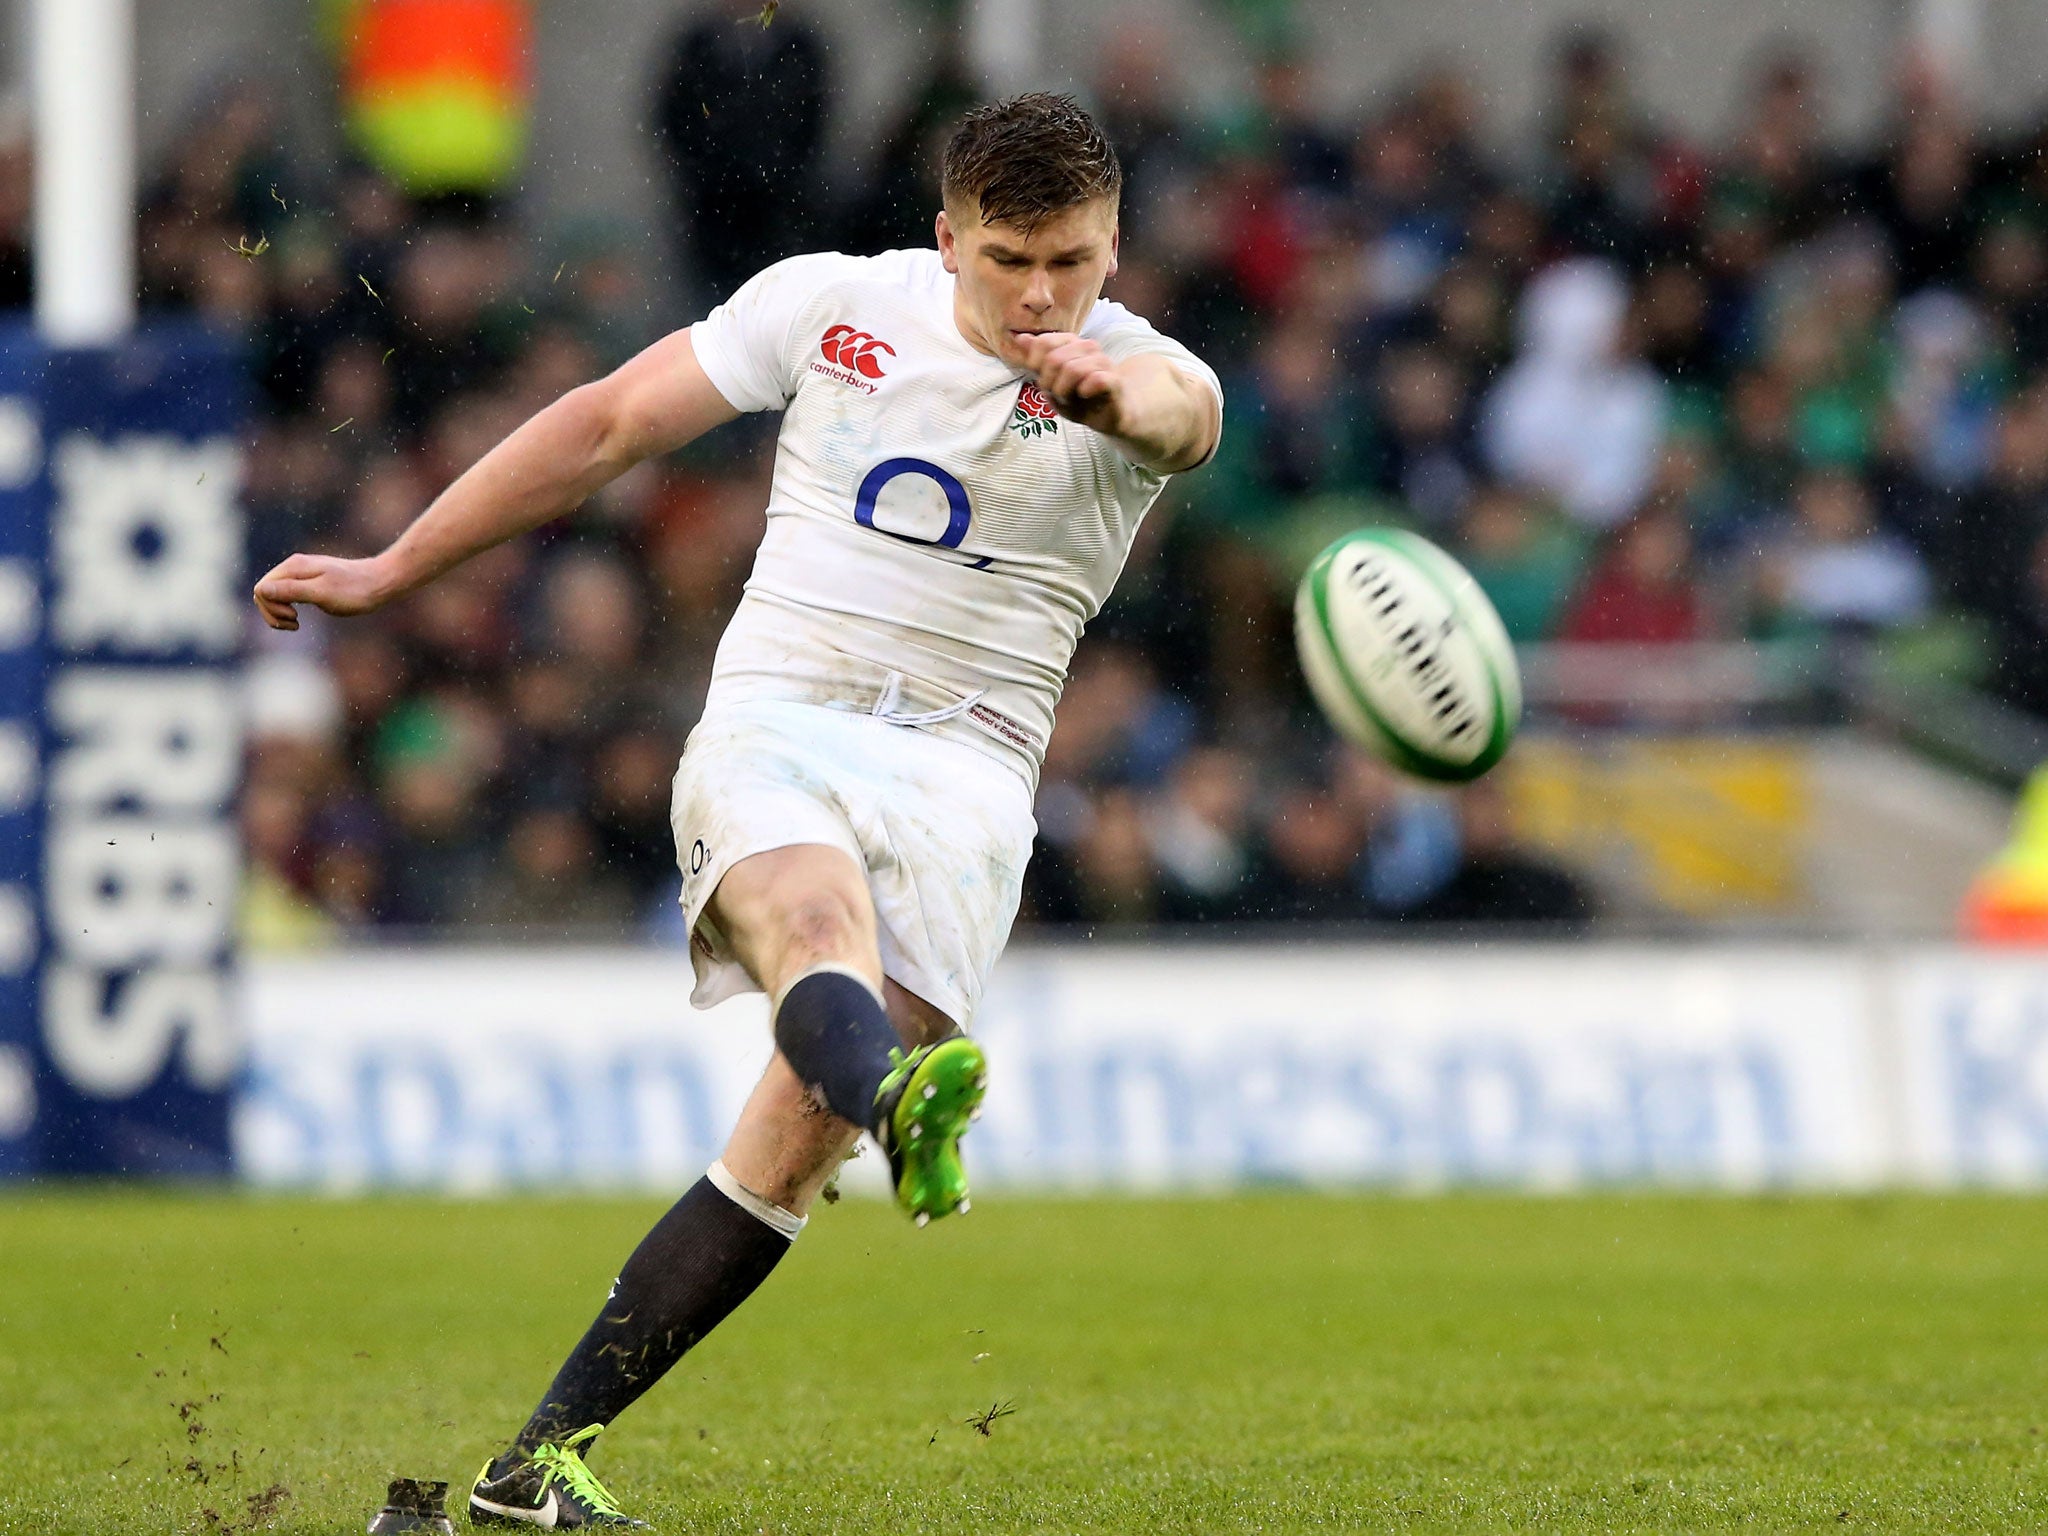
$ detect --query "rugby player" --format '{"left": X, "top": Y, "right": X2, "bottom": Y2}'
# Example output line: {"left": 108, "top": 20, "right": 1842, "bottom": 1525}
{"left": 254, "top": 93, "right": 1221, "bottom": 1528}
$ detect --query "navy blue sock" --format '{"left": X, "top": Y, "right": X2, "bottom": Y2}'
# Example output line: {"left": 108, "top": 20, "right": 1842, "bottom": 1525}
{"left": 773, "top": 967, "right": 899, "bottom": 1131}
{"left": 516, "top": 1167, "right": 799, "bottom": 1451}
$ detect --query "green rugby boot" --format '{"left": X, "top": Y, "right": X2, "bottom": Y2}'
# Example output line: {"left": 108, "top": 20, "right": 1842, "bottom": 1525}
{"left": 874, "top": 1037, "right": 987, "bottom": 1226}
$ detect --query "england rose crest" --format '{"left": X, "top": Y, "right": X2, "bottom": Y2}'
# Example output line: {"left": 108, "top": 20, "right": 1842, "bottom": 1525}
{"left": 1010, "top": 381, "right": 1059, "bottom": 439}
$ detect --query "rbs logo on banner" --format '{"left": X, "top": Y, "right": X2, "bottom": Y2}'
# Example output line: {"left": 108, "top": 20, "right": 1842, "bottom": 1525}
{"left": 43, "top": 435, "right": 244, "bottom": 1105}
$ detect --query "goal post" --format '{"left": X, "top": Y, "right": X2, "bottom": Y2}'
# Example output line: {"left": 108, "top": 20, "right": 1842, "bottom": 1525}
{"left": 31, "top": 0, "right": 136, "bottom": 347}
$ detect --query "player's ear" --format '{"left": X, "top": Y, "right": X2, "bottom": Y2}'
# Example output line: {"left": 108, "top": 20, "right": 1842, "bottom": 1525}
{"left": 937, "top": 210, "right": 960, "bottom": 274}
{"left": 1107, "top": 223, "right": 1120, "bottom": 281}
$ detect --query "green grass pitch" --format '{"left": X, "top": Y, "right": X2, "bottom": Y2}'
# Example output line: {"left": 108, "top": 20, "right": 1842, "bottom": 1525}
{"left": 3, "top": 1191, "right": 2045, "bottom": 1534}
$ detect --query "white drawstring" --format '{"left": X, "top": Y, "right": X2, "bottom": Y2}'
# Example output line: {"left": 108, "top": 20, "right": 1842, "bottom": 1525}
{"left": 872, "top": 671, "right": 987, "bottom": 728}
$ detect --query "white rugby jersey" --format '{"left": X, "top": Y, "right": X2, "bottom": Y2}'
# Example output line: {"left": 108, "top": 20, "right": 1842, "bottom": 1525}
{"left": 688, "top": 246, "right": 1221, "bottom": 788}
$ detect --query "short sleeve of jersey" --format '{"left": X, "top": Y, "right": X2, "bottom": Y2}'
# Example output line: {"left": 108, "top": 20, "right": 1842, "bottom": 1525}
{"left": 690, "top": 253, "right": 847, "bottom": 414}
{"left": 1085, "top": 299, "right": 1224, "bottom": 407}
{"left": 1084, "top": 298, "right": 1224, "bottom": 471}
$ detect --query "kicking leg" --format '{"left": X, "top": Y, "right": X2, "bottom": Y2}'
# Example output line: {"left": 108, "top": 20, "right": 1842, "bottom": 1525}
{"left": 720, "top": 972, "right": 955, "bottom": 1212}
{"left": 717, "top": 843, "right": 904, "bottom": 1133}
{"left": 712, "top": 844, "right": 988, "bottom": 1224}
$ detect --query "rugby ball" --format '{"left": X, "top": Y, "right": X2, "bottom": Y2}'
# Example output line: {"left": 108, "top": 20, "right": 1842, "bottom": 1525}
{"left": 1293, "top": 528, "right": 1521, "bottom": 782}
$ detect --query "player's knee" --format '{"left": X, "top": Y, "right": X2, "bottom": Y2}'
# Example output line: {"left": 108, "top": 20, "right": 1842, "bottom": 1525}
{"left": 774, "top": 890, "right": 868, "bottom": 971}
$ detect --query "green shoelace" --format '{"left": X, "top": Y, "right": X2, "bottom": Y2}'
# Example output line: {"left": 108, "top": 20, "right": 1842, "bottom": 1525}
{"left": 528, "top": 1425, "right": 627, "bottom": 1519}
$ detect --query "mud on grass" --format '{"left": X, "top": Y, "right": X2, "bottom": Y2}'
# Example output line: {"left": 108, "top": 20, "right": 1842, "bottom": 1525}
{"left": 1, "top": 1191, "right": 2045, "bottom": 1534}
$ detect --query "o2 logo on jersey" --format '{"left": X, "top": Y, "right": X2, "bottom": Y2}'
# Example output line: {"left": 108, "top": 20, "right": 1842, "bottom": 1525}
{"left": 819, "top": 324, "right": 895, "bottom": 379}
{"left": 853, "top": 458, "right": 992, "bottom": 570}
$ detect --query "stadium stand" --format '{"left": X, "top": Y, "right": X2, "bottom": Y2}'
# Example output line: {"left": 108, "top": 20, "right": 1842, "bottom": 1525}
{"left": 11, "top": 25, "right": 2045, "bottom": 944}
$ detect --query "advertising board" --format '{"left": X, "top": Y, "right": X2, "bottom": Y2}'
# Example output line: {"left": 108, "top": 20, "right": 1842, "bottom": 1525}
{"left": 239, "top": 944, "right": 1914, "bottom": 1192}
{"left": 1894, "top": 952, "right": 2048, "bottom": 1185}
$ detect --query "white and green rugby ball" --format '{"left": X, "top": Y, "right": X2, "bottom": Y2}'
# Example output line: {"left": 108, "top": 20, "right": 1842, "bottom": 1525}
{"left": 1294, "top": 528, "right": 1522, "bottom": 782}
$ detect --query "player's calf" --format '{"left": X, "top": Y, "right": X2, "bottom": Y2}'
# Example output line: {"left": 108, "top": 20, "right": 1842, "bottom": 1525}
{"left": 772, "top": 965, "right": 904, "bottom": 1129}
{"left": 773, "top": 965, "right": 986, "bottom": 1224}
{"left": 475, "top": 1163, "right": 806, "bottom": 1526}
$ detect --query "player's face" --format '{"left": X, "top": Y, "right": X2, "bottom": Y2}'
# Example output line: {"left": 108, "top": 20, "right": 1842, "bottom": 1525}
{"left": 938, "top": 197, "right": 1120, "bottom": 369}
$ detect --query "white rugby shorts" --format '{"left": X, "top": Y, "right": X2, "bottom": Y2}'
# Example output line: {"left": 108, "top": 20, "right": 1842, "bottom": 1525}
{"left": 670, "top": 699, "right": 1037, "bottom": 1026}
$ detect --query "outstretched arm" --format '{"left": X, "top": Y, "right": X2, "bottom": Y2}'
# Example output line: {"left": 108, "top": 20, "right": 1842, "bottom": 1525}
{"left": 1016, "top": 333, "right": 1220, "bottom": 475}
{"left": 253, "top": 329, "right": 740, "bottom": 630}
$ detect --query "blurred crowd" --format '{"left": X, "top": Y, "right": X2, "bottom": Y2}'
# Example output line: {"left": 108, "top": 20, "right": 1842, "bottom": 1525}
{"left": 17, "top": 9, "right": 2048, "bottom": 942}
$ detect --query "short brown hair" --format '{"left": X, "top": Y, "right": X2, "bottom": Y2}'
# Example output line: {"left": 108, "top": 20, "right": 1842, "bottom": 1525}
{"left": 941, "top": 92, "right": 1122, "bottom": 234}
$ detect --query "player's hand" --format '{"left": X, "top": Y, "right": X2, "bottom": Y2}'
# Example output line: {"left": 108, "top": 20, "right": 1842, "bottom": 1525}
{"left": 252, "top": 552, "right": 394, "bottom": 631}
{"left": 1017, "top": 332, "right": 1126, "bottom": 434}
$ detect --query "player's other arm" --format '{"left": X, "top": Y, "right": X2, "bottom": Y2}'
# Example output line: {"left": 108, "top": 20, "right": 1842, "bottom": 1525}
{"left": 1018, "top": 333, "right": 1220, "bottom": 475}
{"left": 253, "top": 330, "right": 740, "bottom": 630}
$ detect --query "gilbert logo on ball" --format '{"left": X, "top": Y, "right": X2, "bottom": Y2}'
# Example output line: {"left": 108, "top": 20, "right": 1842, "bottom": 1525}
{"left": 1294, "top": 528, "right": 1521, "bottom": 782}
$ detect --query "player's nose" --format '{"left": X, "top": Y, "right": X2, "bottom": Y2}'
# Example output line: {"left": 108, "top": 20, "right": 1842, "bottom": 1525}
{"left": 1022, "top": 269, "right": 1054, "bottom": 310}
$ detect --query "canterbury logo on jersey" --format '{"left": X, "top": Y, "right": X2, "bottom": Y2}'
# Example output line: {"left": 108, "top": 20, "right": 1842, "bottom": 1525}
{"left": 811, "top": 324, "right": 895, "bottom": 393}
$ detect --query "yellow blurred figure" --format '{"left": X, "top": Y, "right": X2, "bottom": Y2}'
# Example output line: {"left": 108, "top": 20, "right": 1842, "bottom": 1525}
{"left": 1962, "top": 764, "right": 2048, "bottom": 944}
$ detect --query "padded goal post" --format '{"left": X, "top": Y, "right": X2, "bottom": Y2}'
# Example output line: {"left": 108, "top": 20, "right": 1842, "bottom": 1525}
{"left": 0, "top": 323, "right": 247, "bottom": 1177}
